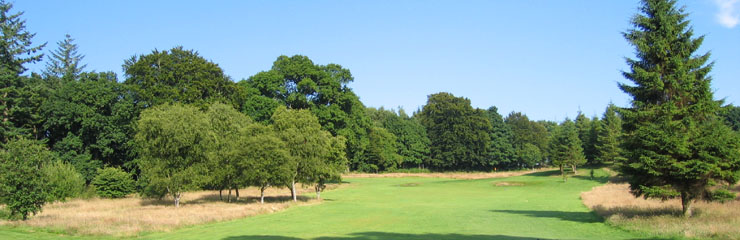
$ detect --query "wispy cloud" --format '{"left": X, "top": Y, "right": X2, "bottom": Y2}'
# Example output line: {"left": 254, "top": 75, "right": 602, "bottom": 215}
{"left": 715, "top": 0, "right": 739, "bottom": 28}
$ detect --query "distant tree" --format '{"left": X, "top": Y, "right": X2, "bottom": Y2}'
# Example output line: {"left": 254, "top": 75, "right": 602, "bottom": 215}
{"left": 0, "top": 138, "right": 52, "bottom": 220}
{"left": 366, "top": 107, "right": 430, "bottom": 169}
{"left": 91, "top": 167, "right": 135, "bottom": 198}
{"left": 245, "top": 55, "right": 372, "bottom": 169}
{"left": 0, "top": 1, "right": 46, "bottom": 143}
{"left": 594, "top": 104, "right": 625, "bottom": 164}
{"left": 42, "top": 72, "right": 136, "bottom": 181}
{"left": 485, "top": 106, "right": 515, "bottom": 168}
{"left": 505, "top": 112, "right": 549, "bottom": 168}
{"left": 123, "top": 46, "right": 241, "bottom": 109}
{"left": 135, "top": 104, "right": 212, "bottom": 207}
{"left": 575, "top": 112, "right": 598, "bottom": 163}
{"left": 312, "top": 135, "right": 347, "bottom": 199}
{"left": 42, "top": 160, "right": 85, "bottom": 202}
{"left": 549, "top": 119, "right": 586, "bottom": 181}
{"left": 43, "top": 34, "right": 85, "bottom": 81}
{"left": 618, "top": 0, "right": 740, "bottom": 216}
{"left": 362, "top": 126, "right": 402, "bottom": 172}
{"left": 721, "top": 105, "right": 740, "bottom": 131}
{"left": 419, "top": 92, "right": 491, "bottom": 170}
{"left": 518, "top": 143, "right": 542, "bottom": 170}
{"left": 205, "top": 102, "right": 252, "bottom": 202}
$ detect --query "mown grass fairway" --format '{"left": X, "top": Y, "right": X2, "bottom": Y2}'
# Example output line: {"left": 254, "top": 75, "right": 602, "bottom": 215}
{"left": 1, "top": 170, "right": 657, "bottom": 239}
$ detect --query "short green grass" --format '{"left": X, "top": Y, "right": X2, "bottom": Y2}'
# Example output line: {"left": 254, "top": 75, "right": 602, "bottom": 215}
{"left": 1, "top": 170, "right": 667, "bottom": 239}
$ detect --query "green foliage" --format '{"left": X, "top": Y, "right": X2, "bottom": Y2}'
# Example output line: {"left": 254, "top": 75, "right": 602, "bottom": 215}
{"left": 517, "top": 143, "right": 542, "bottom": 169}
{"left": 549, "top": 119, "right": 586, "bottom": 178}
{"left": 618, "top": 0, "right": 740, "bottom": 216}
{"left": 505, "top": 112, "right": 549, "bottom": 168}
{"left": 0, "top": 138, "right": 52, "bottom": 220}
{"left": 91, "top": 167, "right": 135, "bottom": 198}
{"left": 43, "top": 34, "right": 85, "bottom": 80}
{"left": 575, "top": 112, "right": 598, "bottom": 163}
{"left": 721, "top": 105, "right": 740, "bottom": 131}
{"left": 42, "top": 160, "right": 85, "bottom": 202}
{"left": 135, "top": 104, "right": 212, "bottom": 207}
{"left": 363, "top": 126, "right": 402, "bottom": 172}
{"left": 205, "top": 102, "right": 253, "bottom": 194}
{"left": 123, "top": 46, "right": 240, "bottom": 109}
{"left": 0, "top": 1, "right": 46, "bottom": 143}
{"left": 42, "top": 72, "right": 136, "bottom": 181}
{"left": 245, "top": 55, "right": 372, "bottom": 170}
{"left": 486, "top": 106, "right": 516, "bottom": 167}
{"left": 419, "top": 92, "right": 492, "bottom": 170}
{"left": 594, "top": 104, "right": 625, "bottom": 164}
{"left": 366, "top": 107, "right": 431, "bottom": 169}
{"left": 239, "top": 123, "right": 292, "bottom": 202}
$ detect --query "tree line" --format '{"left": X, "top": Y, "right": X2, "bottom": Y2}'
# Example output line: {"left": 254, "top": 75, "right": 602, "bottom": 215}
{"left": 1, "top": 0, "right": 739, "bottom": 220}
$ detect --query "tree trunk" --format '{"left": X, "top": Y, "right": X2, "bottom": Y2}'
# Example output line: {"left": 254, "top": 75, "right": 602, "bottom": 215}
{"left": 219, "top": 189, "right": 223, "bottom": 201}
{"left": 315, "top": 185, "right": 321, "bottom": 200}
{"left": 235, "top": 188, "right": 240, "bottom": 202}
{"left": 572, "top": 164, "right": 577, "bottom": 174}
{"left": 174, "top": 192, "right": 181, "bottom": 208}
{"left": 681, "top": 193, "right": 693, "bottom": 217}
{"left": 227, "top": 189, "right": 232, "bottom": 203}
{"left": 560, "top": 164, "right": 566, "bottom": 182}
{"left": 291, "top": 180, "right": 297, "bottom": 202}
{"left": 260, "top": 186, "right": 265, "bottom": 204}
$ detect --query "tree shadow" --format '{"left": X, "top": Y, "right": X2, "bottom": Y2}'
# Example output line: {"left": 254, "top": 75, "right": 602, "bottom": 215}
{"left": 139, "top": 194, "right": 312, "bottom": 206}
{"left": 522, "top": 170, "right": 561, "bottom": 177}
{"left": 572, "top": 175, "right": 609, "bottom": 184}
{"left": 490, "top": 210, "right": 601, "bottom": 223}
{"left": 591, "top": 205, "right": 684, "bottom": 218}
{"left": 222, "top": 232, "right": 554, "bottom": 240}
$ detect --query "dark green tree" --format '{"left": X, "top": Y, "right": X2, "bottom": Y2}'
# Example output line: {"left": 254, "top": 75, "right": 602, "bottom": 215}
{"left": 0, "top": 1, "right": 46, "bottom": 143}
{"left": 575, "top": 112, "right": 598, "bottom": 163}
{"left": 123, "top": 46, "right": 241, "bottom": 109}
{"left": 366, "top": 107, "right": 431, "bottom": 169}
{"left": 619, "top": 0, "right": 740, "bottom": 216}
{"left": 91, "top": 167, "right": 135, "bottom": 199}
{"left": 505, "top": 112, "right": 549, "bottom": 168}
{"left": 43, "top": 34, "right": 85, "bottom": 81}
{"left": 42, "top": 72, "right": 136, "bottom": 181}
{"left": 548, "top": 119, "right": 586, "bottom": 181}
{"left": 204, "top": 102, "right": 253, "bottom": 202}
{"left": 594, "top": 104, "right": 625, "bottom": 164}
{"left": 244, "top": 55, "right": 372, "bottom": 169}
{"left": 0, "top": 138, "right": 52, "bottom": 220}
{"left": 240, "top": 123, "right": 292, "bottom": 204}
{"left": 486, "top": 106, "right": 515, "bottom": 168}
{"left": 362, "top": 126, "right": 402, "bottom": 172}
{"left": 721, "top": 105, "right": 740, "bottom": 131}
{"left": 419, "top": 92, "right": 491, "bottom": 170}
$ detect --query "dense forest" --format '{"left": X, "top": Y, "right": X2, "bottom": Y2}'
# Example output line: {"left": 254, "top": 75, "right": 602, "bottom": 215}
{"left": 1, "top": 0, "right": 739, "bottom": 220}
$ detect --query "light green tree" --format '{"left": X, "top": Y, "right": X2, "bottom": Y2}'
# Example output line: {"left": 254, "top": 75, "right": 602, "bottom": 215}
{"left": 0, "top": 138, "right": 52, "bottom": 220}
{"left": 135, "top": 104, "right": 211, "bottom": 207}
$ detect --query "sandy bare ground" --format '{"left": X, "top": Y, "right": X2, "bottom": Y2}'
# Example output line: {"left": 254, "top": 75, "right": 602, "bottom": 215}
{"left": 0, "top": 184, "right": 339, "bottom": 237}
{"left": 582, "top": 183, "right": 740, "bottom": 239}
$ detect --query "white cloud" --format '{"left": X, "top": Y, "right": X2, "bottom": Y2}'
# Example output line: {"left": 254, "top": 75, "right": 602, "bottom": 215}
{"left": 715, "top": 0, "right": 740, "bottom": 28}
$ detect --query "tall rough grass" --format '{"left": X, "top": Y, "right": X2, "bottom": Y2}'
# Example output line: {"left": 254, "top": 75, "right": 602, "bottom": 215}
{"left": 0, "top": 184, "right": 333, "bottom": 237}
{"left": 582, "top": 183, "right": 740, "bottom": 239}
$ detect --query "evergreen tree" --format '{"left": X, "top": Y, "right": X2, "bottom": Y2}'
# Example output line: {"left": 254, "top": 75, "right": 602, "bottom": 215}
{"left": 0, "top": 1, "right": 46, "bottom": 142}
{"left": 486, "top": 106, "right": 515, "bottom": 168}
{"left": 575, "top": 112, "right": 597, "bottom": 163}
{"left": 619, "top": 0, "right": 740, "bottom": 217}
{"left": 43, "top": 34, "right": 85, "bottom": 81}
{"left": 548, "top": 119, "right": 586, "bottom": 181}
{"left": 594, "top": 104, "right": 625, "bottom": 164}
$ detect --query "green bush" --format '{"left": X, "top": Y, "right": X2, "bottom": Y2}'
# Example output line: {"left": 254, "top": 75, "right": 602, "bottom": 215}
{"left": 91, "top": 167, "right": 135, "bottom": 198}
{"left": 42, "top": 160, "right": 85, "bottom": 202}
{"left": 0, "top": 138, "right": 53, "bottom": 220}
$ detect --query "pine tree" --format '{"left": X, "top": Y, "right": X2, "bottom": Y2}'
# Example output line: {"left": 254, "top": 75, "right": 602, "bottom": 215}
{"left": 619, "top": 0, "right": 740, "bottom": 217}
{"left": 575, "top": 112, "right": 597, "bottom": 163}
{"left": 43, "top": 34, "right": 86, "bottom": 81}
{"left": 594, "top": 104, "right": 625, "bottom": 164}
{"left": 548, "top": 119, "right": 586, "bottom": 182}
{"left": 0, "top": 0, "right": 45, "bottom": 142}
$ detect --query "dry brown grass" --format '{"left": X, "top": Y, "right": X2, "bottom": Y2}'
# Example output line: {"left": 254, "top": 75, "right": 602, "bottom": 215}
{"left": 0, "top": 184, "right": 339, "bottom": 237}
{"left": 582, "top": 183, "right": 740, "bottom": 239}
{"left": 343, "top": 168, "right": 553, "bottom": 180}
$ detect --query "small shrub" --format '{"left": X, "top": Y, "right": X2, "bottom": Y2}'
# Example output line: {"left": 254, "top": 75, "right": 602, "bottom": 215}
{"left": 91, "top": 167, "right": 135, "bottom": 198}
{"left": 42, "top": 160, "right": 85, "bottom": 202}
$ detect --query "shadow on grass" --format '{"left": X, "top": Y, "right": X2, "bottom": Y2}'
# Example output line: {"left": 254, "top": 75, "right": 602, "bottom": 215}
{"left": 490, "top": 210, "right": 602, "bottom": 223}
{"left": 222, "top": 232, "right": 554, "bottom": 240}
{"left": 140, "top": 194, "right": 313, "bottom": 206}
{"left": 523, "top": 170, "right": 561, "bottom": 177}
{"left": 572, "top": 175, "right": 610, "bottom": 184}
{"left": 591, "top": 205, "right": 684, "bottom": 218}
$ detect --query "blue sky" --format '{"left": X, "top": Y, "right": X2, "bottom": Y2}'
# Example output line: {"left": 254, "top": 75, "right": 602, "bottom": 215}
{"left": 16, "top": 0, "right": 740, "bottom": 121}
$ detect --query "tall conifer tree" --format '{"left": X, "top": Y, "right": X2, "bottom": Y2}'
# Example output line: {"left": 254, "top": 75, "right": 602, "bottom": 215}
{"left": 619, "top": 0, "right": 740, "bottom": 216}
